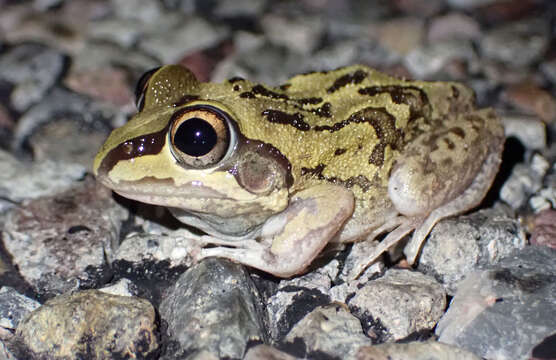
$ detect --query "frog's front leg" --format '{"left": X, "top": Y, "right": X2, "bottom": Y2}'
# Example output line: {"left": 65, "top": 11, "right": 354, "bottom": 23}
{"left": 199, "top": 184, "right": 355, "bottom": 278}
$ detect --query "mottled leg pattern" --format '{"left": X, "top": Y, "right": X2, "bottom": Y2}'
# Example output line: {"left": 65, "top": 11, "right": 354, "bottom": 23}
{"left": 403, "top": 148, "right": 502, "bottom": 264}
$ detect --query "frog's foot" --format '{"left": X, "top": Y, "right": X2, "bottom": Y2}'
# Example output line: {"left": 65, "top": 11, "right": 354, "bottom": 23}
{"left": 199, "top": 184, "right": 355, "bottom": 278}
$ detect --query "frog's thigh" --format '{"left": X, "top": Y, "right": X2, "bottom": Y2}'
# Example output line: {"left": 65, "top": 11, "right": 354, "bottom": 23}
{"left": 388, "top": 121, "right": 502, "bottom": 264}
{"left": 200, "top": 184, "right": 355, "bottom": 278}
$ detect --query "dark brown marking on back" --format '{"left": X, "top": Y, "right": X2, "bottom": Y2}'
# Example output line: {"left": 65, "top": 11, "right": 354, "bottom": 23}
{"left": 326, "top": 70, "right": 368, "bottom": 93}
{"left": 239, "top": 91, "right": 255, "bottom": 99}
{"left": 443, "top": 138, "right": 455, "bottom": 150}
{"left": 301, "top": 163, "right": 373, "bottom": 192}
{"left": 262, "top": 109, "right": 310, "bottom": 131}
{"left": 252, "top": 85, "right": 289, "bottom": 100}
{"left": 451, "top": 85, "right": 459, "bottom": 98}
{"left": 334, "top": 148, "right": 347, "bottom": 156}
{"left": 358, "top": 85, "right": 431, "bottom": 122}
{"left": 369, "top": 143, "right": 386, "bottom": 166}
{"left": 450, "top": 127, "right": 465, "bottom": 138}
{"left": 296, "top": 97, "right": 323, "bottom": 105}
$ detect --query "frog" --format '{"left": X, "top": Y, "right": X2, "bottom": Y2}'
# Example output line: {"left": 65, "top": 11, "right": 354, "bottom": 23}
{"left": 93, "top": 64, "right": 504, "bottom": 278}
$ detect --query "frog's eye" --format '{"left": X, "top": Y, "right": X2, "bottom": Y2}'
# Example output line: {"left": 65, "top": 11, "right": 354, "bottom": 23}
{"left": 170, "top": 106, "right": 235, "bottom": 168}
{"left": 135, "top": 67, "right": 161, "bottom": 111}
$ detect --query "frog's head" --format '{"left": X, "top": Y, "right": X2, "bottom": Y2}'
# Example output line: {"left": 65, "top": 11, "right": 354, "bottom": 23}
{"left": 93, "top": 65, "right": 291, "bottom": 233}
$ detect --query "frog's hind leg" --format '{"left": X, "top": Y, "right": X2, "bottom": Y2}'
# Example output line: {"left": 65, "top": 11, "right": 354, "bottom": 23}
{"left": 403, "top": 146, "right": 502, "bottom": 264}
{"left": 352, "top": 109, "right": 504, "bottom": 279}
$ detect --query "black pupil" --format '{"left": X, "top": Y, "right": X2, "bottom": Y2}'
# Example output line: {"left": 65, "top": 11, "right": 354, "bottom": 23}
{"left": 174, "top": 118, "right": 217, "bottom": 157}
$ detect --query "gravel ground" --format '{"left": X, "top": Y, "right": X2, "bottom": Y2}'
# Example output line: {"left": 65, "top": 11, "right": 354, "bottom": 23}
{"left": 0, "top": 1, "right": 555, "bottom": 359}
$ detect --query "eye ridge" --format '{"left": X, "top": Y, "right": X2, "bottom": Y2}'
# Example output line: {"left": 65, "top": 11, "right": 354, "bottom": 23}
{"left": 170, "top": 105, "right": 233, "bottom": 169}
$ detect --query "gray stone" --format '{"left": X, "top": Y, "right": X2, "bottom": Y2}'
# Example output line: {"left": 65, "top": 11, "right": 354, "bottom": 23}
{"left": 87, "top": 19, "right": 143, "bottom": 48}
{"left": 284, "top": 303, "right": 371, "bottom": 360}
{"left": 0, "top": 43, "right": 65, "bottom": 112}
{"left": 502, "top": 114, "right": 546, "bottom": 151}
{"left": 480, "top": 19, "right": 549, "bottom": 67}
{"left": 244, "top": 344, "right": 296, "bottom": 360}
{"left": 139, "top": 17, "right": 225, "bottom": 63}
{"left": 111, "top": 0, "right": 164, "bottom": 23}
{"left": 26, "top": 118, "right": 111, "bottom": 168}
{"left": 501, "top": 155, "right": 548, "bottom": 210}
{"left": 115, "top": 230, "right": 198, "bottom": 268}
{"left": 159, "top": 258, "right": 266, "bottom": 359}
{"left": 445, "top": 0, "right": 500, "bottom": 8}
{"left": 428, "top": 13, "right": 481, "bottom": 42}
{"left": 0, "top": 287, "right": 39, "bottom": 330}
{"left": 13, "top": 87, "right": 121, "bottom": 152}
{"left": 261, "top": 14, "right": 325, "bottom": 55}
{"left": 213, "top": 0, "right": 267, "bottom": 18}
{"left": 404, "top": 40, "right": 476, "bottom": 79}
{"left": 265, "top": 260, "right": 338, "bottom": 340}
{"left": 0, "top": 150, "right": 86, "bottom": 205}
{"left": 348, "top": 269, "right": 446, "bottom": 341}
{"left": 437, "top": 246, "right": 556, "bottom": 360}
{"left": 2, "top": 179, "right": 127, "bottom": 294}
{"left": 541, "top": 58, "right": 556, "bottom": 86}
{"left": 417, "top": 206, "right": 526, "bottom": 294}
{"left": 16, "top": 290, "right": 158, "bottom": 359}
{"left": 339, "top": 239, "right": 385, "bottom": 283}
{"left": 356, "top": 340, "right": 481, "bottom": 360}
{"left": 99, "top": 278, "right": 139, "bottom": 297}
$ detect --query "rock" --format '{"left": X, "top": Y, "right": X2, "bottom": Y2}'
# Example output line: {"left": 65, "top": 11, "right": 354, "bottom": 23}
{"left": 139, "top": 17, "right": 225, "bottom": 63}
{"left": 284, "top": 303, "right": 371, "bottom": 360}
{"left": 0, "top": 150, "right": 86, "bottom": 206}
{"left": 0, "top": 43, "right": 66, "bottom": 112}
{"left": 348, "top": 269, "right": 446, "bottom": 341}
{"left": 27, "top": 118, "right": 112, "bottom": 168}
{"left": 500, "top": 154, "right": 549, "bottom": 210}
{"left": 64, "top": 66, "right": 135, "bottom": 107}
{"left": 12, "top": 87, "right": 119, "bottom": 153}
{"left": 244, "top": 344, "right": 296, "bottom": 360}
{"left": 261, "top": 14, "right": 325, "bottom": 55}
{"left": 446, "top": 0, "right": 501, "bottom": 9}
{"left": 87, "top": 18, "right": 143, "bottom": 48}
{"left": 427, "top": 13, "right": 481, "bottom": 42}
{"left": 480, "top": 18, "right": 549, "bottom": 67}
{"left": 356, "top": 340, "right": 481, "bottom": 359}
{"left": 111, "top": 0, "right": 165, "bottom": 23}
{"left": 417, "top": 206, "right": 526, "bottom": 294}
{"left": 404, "top": 40, "right": 476, "bottom": 79}
{"left": 436, "top": 246, "right": 556, "bottom": 360}
{"left": 213, "top": 0, "right": 267, "bottom": 18}
{"left": 0, "top": 287, "right": 39, "bottom": 330}
{"left": 501, "top": 114, "right": 546, "bottom": 150}
{"left": 2, "top": 178, "right": 127, "bottom": 294}
{"left": 530, "top": 209, "right": 556, "bottom": 249}
{"left": 159, "top": 258, "right": 266, "bottom": 359}
{"left": 377, "top": 17, "right": 425, "bottom": 56}
{"left": 502, "top": 82, "right": 556, "bottom": 123}
{"left": 265, "top": 261, "right": 338, "bottom": 340}
{"left": 541, "top": 58, "right": 556, "bottom": 86}
{"left": 16, "top": 290, "right": 158, "bottom": 359}
{"left": 114, "top": 230, "right": 198, "bottom": 268}
{"left": 99, "top": 278, "right": 139, "bottom": 297}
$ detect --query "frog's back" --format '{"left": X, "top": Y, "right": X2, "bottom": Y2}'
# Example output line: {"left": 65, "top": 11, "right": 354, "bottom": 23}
{"left": 197, "top": 65, "right": 479, "bottom": 200}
